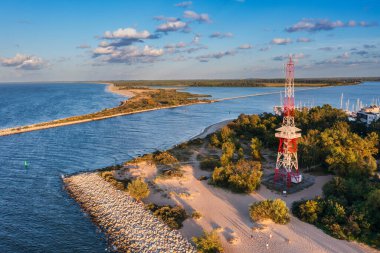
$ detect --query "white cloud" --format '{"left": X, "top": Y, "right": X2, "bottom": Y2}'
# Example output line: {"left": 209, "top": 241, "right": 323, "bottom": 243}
{"left": 76, "top": 44, "right": 91, "bottom": 49}
{"left": 0, "top": 53, "right": 46, "bottom": 70}
{"left": 165, "top": 42, "right": 187, "bottom": 49}
{"left": 286, "top": 19, "right": 377, "bottom": 33}
{"left": 153, "top": 16, "right": 179, "bottom": 22}
{"left": 271, "top": 38, "right": 292, "bottom": 45}
{"left": 272, "top": 53, "right": 308, "bottom": 61}
{"left": 184, "top": 10, "right": 211, "bottom": 23}
{"left": 296, "top": 37, "right": 312, "bottom": 43}
{"left": 175, "top": 1, "right": 192, "bottom": 7}
{"left": 196, "top": 50, "right": 236, "bottom": 62}
{"left": 209, "top": 32, "right": 233, "bottom": 39}
{"left": 93, "top": 45, "right": 164, "bottom": 64}
{"left": 93, "top": 46, "right": 115, "bottom": 55}
{"left": 238, "top": 44, "right": 253, "bottom": 49}
{"left": 142, "top": 45, "right": 164, "bottom": 57}
{"left": 156, "top": 21, "right": 188, "bottom": 32}
{"left": 103, "top": 28, "right": 151, "bottom": 39}
{"left": 192, "top": 34, "right": 201, "bottom": 44}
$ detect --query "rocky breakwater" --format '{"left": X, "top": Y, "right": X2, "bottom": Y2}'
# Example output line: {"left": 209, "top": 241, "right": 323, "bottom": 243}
{"left": 64, "top": 173, "right": 196, "bottom": 253}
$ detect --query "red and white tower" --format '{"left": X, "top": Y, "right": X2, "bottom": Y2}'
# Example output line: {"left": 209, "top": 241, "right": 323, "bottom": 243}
{"left": 274, "top": 57, "right": 302, "bottom": 188}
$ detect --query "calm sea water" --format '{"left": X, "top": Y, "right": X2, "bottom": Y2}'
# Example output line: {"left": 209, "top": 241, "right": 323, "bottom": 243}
{"left": 0, "top": 82, "right": 379, "bottom": 252}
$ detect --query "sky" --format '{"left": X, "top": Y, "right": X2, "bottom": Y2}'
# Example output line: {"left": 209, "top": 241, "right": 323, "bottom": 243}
{"left": 0, "top": 0, "right": 379, "bottom": 82}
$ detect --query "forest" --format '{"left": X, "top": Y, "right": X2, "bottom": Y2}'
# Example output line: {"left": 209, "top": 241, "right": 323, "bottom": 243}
{"left": 108, "top": 77, "right": 380, "bottom": 88}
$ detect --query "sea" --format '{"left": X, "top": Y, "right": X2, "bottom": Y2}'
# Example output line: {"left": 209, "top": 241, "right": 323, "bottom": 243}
{"left": 0, "top": 82, "right": 379, "bottom": 252}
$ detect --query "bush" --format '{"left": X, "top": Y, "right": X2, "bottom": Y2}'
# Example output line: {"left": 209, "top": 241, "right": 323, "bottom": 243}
{"left": 192, "top": 211, "right": 202, "bottom": 220}
{"left": 199, "top": 156, "right": 220, "bottom": 171}
{"left": 192, "top": 230, "right": 224, "bottom": 253}
{"left": 249, "top": 199, "right": 290, "bottom": 224}
{"left": 98, "top": 170, "right": 128, "bottom": 191}
{"left": 250, "top": 137, "right": 262, "bottom": 160}
{"left": 146, "top": 203, "right": 188, "bottom": 229}
{"left": 153, "top": 151, "right": 179, "bottom": 165}
{"left": 127, "top": 178, "right": 150, "bottom": 201}
{"left": 212, "top": 159, "right": 262, "bottom": 193}
{"left": 294, "top": 199, "right": 319, "bottom": 224}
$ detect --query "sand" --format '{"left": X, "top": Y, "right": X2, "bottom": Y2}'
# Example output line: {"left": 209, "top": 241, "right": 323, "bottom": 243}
{"left": 191, "top": 119, "right": 234, "bottom": 139}
{"left": 116, "top": 136, "right": 377, "bottom": 253}
{"left": 105, "top": 83, "right": 154, "bottom": 98}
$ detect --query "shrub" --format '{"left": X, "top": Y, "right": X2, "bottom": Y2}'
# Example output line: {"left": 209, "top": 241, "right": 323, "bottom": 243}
{"left": 212, "top": 159, "right": 262, "bottom": 193}
{"left": 220, "top": 141, "right": 235, "bottom": 166}
{"left": 210, "top": 134, "right": 221, "bottom": 147}
{"left": 192, "top": 230, "right": 224, "bottom": 253}
{"left": 249, "top": 199, "right": 290, "bottom": 224}
{"left": 98, "top": 170, "right": 128, "bottom": 191}
{"left": 153, "top": 151, "right": 179, "bottom": 165}
{"left": 296, "top": 200, "right": 319, "bottom": 224}
{"left": 127, "top": 178, "right": 150, "bottom": 201}
{"left": 146, "top": 203, "right": 188, "bottom": 229}
{"left": 250, "top": 137, "right": 262, "bottom": 160}
{"left": 200, "top": 156, "right": 221, "bottom": 171}
{"left": 220, "top": 126, "right": 233, "bottom": 143}
{"left": 192, "top": 211, "right": 202, "bottom": 220}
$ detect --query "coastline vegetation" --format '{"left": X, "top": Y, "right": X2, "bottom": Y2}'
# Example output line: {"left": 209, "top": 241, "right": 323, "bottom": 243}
{"left": 192, "top": 229, "right": 224, "bottom": 253}
{"left": 110, "top": 77, "right": 380, "bottom": 88}
{"left": 127, "top": 178, "right": 150, "bottom": 201}
{"left": 249, "top": 199, "right": 290, "bottom": 224}
{"left": 145, "top": 203, "right": 188, "bottom": 229}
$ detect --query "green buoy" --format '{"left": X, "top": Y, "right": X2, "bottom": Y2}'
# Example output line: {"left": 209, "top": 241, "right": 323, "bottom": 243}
{"left": 24, "top": 161, "right": 28, "bottom": 168}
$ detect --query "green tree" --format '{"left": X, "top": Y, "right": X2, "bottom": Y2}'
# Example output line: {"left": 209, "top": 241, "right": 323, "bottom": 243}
{"left": 212, "top": 159, "right": 262, "bottom": 193}
{"left": 220, "top": 126, "right": 233, "bottom": 143}
{"left": 127, "top": 178, "right": 150, "bottom": 201}
{"left": 366, "top": 189, "right": 380, "bottom": 229}
{"left": 220, "top": 141, "right": 235, "bottom": 166}
{"left": 210, "top": 134, "right": 220, "bottom": 147}
{"left": 321, "top": 122, "right": 378, "bottom": 177}
{"left": 298, "top": 200, "right": 319, "bottom": 223}
{"left": 192, "top": 230, "right": 224, "bottom": 253}
{"left": 250, "top": 137, "right": 262, "bottom": 160}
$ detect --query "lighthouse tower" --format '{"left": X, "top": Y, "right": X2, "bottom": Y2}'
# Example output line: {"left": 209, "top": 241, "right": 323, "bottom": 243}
{"left": 274, "top": 57, "right": 302, "bottom": 188}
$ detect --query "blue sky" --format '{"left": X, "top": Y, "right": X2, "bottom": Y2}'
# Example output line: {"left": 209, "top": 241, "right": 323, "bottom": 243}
{"left": 0, "top": 0, "right": 379, "bottom": 82}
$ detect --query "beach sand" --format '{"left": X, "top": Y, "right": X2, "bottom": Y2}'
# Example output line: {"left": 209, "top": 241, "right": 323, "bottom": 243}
{"left": 105, "top": 83, "right": 151, "bottom": 98}
{"left": 111, "top": 120, "right": 378, "bottom": 253}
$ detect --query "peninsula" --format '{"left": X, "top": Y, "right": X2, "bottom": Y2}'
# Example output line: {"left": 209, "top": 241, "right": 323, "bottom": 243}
{"left": 0, "top": 84, "right": 212, "bottom": 137}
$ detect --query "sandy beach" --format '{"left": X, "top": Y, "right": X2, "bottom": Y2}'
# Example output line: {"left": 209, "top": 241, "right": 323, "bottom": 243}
{"left": 105, "top": 83, "right": 154, "bottom": 98}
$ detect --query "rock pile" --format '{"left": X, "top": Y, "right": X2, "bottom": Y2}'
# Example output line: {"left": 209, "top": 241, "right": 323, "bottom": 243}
{"left": 64, "top": 173, "right": 196, "bottom": 253}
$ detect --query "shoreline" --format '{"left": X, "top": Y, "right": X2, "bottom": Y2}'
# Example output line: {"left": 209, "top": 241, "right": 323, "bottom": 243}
{"left": 104, "top": 82, "right": 137, "bottom": 98}
{"left": 191, "top": 119, "right": 233, "bottom": 140}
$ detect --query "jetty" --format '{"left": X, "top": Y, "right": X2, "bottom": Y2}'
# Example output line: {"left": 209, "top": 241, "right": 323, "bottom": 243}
{"left": 64, "top": 173, "right": 196, "bottom": 253}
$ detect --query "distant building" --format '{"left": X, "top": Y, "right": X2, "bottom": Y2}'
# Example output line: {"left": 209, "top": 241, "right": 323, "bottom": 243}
{"left": 357, "top": 105, "right": 380, "bottom": 125}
